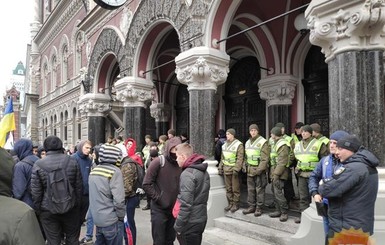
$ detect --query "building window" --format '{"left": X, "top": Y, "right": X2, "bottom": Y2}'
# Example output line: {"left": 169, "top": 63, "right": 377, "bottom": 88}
{"left": 78, "top": 123, "right": 81, "bottom": 140}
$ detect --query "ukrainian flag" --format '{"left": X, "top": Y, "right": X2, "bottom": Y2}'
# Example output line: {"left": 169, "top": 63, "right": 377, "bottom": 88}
{"left": 0, "top": 97, "right": 16, "bottom": 147}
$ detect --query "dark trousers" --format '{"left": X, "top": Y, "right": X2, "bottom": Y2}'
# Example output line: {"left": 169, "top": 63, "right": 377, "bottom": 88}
{"left": 246, "top": 174, "right": 267, "bottom": 208}
{"left": 271, "top": 179, "right": 288, "bottom": 213}
{"left": 298, "top": 176, "right": 311, "bottom": 212}
{"left": 150, "top": 202, "right": 176, "bottom": 245}
{"left": 40, "top": 206, "right": 81, "bottom": 245}
{"left": 124, "top": 195, "right": 139, "bottom": 245}
{"left": 176, "top": 222, "right": 206, "bottom": 245}
{"left": 284, "top": 169, "right": 295, "bottom": 203}
{"left": 224, "top": 173, "right": 240, "bottom": 204}
{"left": 78, "top": 195, "right": 89, "bottom": 237}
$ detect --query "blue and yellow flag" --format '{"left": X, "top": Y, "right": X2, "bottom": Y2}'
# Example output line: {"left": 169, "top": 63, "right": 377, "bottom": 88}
{"left": 0, "top": 97, "right": 16, "bottom": 147}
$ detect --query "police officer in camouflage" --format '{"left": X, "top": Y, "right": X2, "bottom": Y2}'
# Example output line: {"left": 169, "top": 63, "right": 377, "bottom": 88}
{"left": 268, "top": 127, "right": 290, "bottom": 222}
{"left": 242, "top": 124, "right": 269, "bottom": 217}
{"left": 294, "top": 125, "right": 328, "bottom": 223}
{"left": 218, "top": 128, "right": 244, "bottom": 213}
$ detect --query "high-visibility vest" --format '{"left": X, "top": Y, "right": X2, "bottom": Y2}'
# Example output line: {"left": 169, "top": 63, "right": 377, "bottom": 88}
{"left": 245, "top": 136, "right": 267, "bottom": 166}
{"left": 294, "top": 138, "right": 322, "bottom": 171}
{"left": 291, "top": 133, "right": 300, "bottom": 143}
{"left": 319, "top": 136, "right": 330, "bottom": 146}
{"left": 222, "top": 139, "right": 242, "bottom": 166}
{"left": 283, "top": 134, "right": 293, "bottom": 145}
{"left": 270, "top": 138, "right": 290, "bottom": 167}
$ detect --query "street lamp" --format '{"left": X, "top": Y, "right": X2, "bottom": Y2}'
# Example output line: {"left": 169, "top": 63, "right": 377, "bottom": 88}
{"left": 294, "top": 13, "right": 309, "bottom": 35}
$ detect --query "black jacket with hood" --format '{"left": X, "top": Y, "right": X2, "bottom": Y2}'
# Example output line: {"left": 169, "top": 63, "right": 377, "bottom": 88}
{"left": 142, "top": 137, "right": 182, "bottom": 210}
{"left": 318, "top": 147, "right": 379, "bottom": 236}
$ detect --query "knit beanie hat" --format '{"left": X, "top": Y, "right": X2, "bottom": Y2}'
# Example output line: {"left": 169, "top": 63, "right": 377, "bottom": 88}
{"left": 99, "top": 144, "right": 122, "bottom": 166}
{"left": 226, "top": 128, "right": 236, "bottom": 136}
{"left": 271, "top": 127, "right": 282, "bottom": 137}
{"left": 275, "top": 122, "right": 285, "bottom": 128}
{"left": 302, "top": 125, "right": 313, "bottom": 134}
{"left": 295, "top": 122, "right": 304, "bottom": 129}
{"left": 337, "top": 135, "right": 361, "bottom": 153}
{"left": 310, "top": 123, "right": 321, "bottom": 133}
{"left": 44, "top": 135, "right": 63, "bottom": 152}
{"left": 249, "top": 124, "right": 259, "bottom": 131}
{"left": 330, "top": 130, "right": 349, "bottom": 142}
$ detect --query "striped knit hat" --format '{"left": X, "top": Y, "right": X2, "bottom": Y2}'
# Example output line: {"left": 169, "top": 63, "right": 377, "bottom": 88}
{"left": 99, "top": 144, "right": 122, "bottom": 166}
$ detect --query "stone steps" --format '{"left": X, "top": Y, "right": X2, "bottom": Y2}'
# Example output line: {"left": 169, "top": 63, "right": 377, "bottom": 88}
{"left": 203, "top": 208, "right": 300, "bottom": 245}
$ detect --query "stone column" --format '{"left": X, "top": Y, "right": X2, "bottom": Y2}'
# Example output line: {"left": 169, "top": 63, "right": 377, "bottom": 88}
{"left": 259, "top": 75, "right": 298, "bottom": 132}
{"left": 175, "top": 47, "right": 229, "bottom": 157}
{"left": 78, "top": 93, "right": 111, "bottom": 145}
{"left": 150, "top": 103, "right": 171, "bottom": 137}
{"left": 289, "top": 1, "right": 385, "bottom": 244}
{"left": 115, "top": 76, "right": 154, "bottom": 152}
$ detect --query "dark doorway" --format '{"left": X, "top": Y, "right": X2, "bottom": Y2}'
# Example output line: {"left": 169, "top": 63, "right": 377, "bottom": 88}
{"left": 303, "top": 46, "right": 329, "bottom": 136}
{"left": 224, "top": 56, "right": 266, "bottom": 142}
{"left": 175, "top": 84, "right": 189, "bottom": 137}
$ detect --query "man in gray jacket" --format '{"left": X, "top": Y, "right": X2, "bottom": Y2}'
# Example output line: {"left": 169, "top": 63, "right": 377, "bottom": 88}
{"left": 89, "top": 144, "right": 126, "bottom": 245}
{"left": 174, "top": 143, "right": 210, "bottom": 245}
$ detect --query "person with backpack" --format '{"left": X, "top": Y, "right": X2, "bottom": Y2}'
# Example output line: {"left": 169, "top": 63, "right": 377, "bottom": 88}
{"left": 121, "top": 154, "right": 144, "bottom": 245}
{"left": 142, "top": 136, "right": 182, "bottom": 245}
{"left": 31, "top": 135, "right": 83, "bottom": 245}
{"left": 88, "top": 144, "right": 126, "bottom": 245}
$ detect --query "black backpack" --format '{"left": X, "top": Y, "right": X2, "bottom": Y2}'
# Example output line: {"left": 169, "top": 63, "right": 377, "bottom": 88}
{"left": 41, "top": 156, "right": 76, "bottom": 214}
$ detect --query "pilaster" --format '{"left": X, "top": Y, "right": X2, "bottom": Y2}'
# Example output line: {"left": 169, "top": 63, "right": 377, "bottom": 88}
{"left": 175, "top": 46, "right": 229, "bottom": 157}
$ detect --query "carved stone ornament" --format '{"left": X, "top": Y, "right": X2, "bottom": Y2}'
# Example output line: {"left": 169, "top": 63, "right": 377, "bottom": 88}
{"left": 77, "top": 93, "right": 111, "bottom": 116}
{"left": 306, "top": 0, "right": 385, "bottom": 62}
{"left": 114, "top": 76, "right": 154, "bottom": 107}
{"left": 258, "top": 75, "right": 298, "bottom": 107}
{"left": 175, "top": 47, "right": 230, "bottom": 92}
{"left": 149, "top": 103, "right": 171, "bottom": 122}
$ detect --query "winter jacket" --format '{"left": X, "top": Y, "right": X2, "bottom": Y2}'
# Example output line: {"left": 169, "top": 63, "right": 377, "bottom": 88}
{"left": 0, "top": 196, "right": 45, "bottom": 244}
{"left": 318, "top": 147, "right": 379, "bottom": 235}
{"left": 72, "top": 142, "right": 92, "bottom": 196}
{"left": 31, "top": 150, "right": 83, "bottom": 212}
{"left": 0, "top": 147, "right": 15, "bottom": 197}
{"left": 88, "top": 163, "right": 126, "bottom": 227}
{"left": 174, "top": 154, "right": 210, "bottom": 234}
{"left": 142, "top": 137, "right": 182, "bottom": 210}
{"left": 121, "top": 157, "right": 138, "bottom": 198}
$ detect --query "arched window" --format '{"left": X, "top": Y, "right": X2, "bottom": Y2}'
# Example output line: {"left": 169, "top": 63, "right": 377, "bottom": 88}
{"left": 75, "top": 32, "right": 84, "bottom": 75}
{"left": 61, "top": 45, "right": 68, "bottom": 85}
{"left": 51, "top": 55, "right": 57, "bottom": 91}
{"left": 43, "top": 63, "right": 49, "bottom": 96}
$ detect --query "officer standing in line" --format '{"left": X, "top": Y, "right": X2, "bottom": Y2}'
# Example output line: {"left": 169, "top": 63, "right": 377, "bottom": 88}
{"left": 218, "top": 128, "right": 244, "bottom": 213}
{"left": 291, "top": 122, "right": 304, "bottom": 143}
{"left": 242, "top": 124, "right": 269, "bottom": 217}
{"left": 268, "top": 127, "right": 290, "bottom": 222}
{"left": 311, "top": 123, "right": 330, "bottom": 154}
{"left": 294, "top": 125, "right": 328, "bottom": 223}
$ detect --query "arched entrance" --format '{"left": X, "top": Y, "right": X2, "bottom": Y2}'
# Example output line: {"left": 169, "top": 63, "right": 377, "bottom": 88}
{"left": 224, "top": 57, "right": 266, "bottom": 142}
{"left": 303, "top": 46, "right": 329, "bottom": 136}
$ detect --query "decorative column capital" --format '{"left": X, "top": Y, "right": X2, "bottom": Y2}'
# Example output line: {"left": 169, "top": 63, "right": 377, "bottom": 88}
{"left": 306, "top": 0, "right": 385, "bottom": 62}
{"left": 149, "top": 103, "right": 171, "bottom": 122}
{"left": 175, "top": 47, "right": 230, "bottom": 92}
{"left": 78, "top": 93, "right": 111, "bottom": 117}
{"left": 258, "top": 75, "right": 298, "bottom": 107}
{"left": 115, "top": 76, "right": 154, "bottom": 107}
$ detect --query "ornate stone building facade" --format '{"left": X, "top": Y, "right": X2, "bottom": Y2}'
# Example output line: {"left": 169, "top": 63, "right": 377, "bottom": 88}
{"left": 25, "top": 0, "right": 385, "bottom": 242}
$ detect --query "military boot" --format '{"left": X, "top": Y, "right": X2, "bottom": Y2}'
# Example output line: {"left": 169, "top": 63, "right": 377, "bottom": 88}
{"left": 254, "top": 207, "right": 262, "bottom": 217}
{"left": 224, "top": 203, "right": 232, "bottom": 212}
{"left": 279, "top": 213, "right": 288, "bottom": 222}
{"left": 242, "top": 206, "right": 256, "bottom": 215}
{"left": 269, "top": 211, "right": 281, "bottom": 218}
{"left": 230, "top": 203, "right": 239, "bottom": 213}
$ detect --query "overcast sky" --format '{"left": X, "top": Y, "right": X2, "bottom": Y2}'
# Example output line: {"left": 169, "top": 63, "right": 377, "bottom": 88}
{"left": 0, "top": 0, "right": 33, "bottom": 105}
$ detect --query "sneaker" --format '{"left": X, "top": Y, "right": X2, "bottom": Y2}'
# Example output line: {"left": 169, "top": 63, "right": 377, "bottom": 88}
{"left": 79, "top": 237, "right": 92, "bottom": 244}
{"left": 242, "top": 207, "right": 256, "bottom": 215}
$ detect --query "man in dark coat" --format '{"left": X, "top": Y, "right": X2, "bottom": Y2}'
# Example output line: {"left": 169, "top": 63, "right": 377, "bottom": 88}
{"left": 174, "top": 143, "right": 210, "bottom": 245}
{"left": 318, "top": 135, "right": 378, "bottom": 244}
{"left": 142, "top": 136, "right": 182, "bottom": 245}
{"left": 31, "top": 135, "right": 83, "bottom": 245}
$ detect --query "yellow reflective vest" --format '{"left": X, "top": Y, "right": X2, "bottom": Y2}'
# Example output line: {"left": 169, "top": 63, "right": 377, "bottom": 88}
{"left": 318, "top": 136, "right": 330, "bottom": 146}
{"left": 245, "top": 136, "right": 267, "bottom": 166}
{"left": 222, "top": 139, "right": 242, "bottom": 166}
{"left": 294, "top": 138, "right": 322, "bottom": 171}
{"left": 270, "top": 138, "right": 290, "bottom": 167}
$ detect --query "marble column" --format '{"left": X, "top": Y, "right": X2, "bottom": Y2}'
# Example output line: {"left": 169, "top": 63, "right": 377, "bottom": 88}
{"left": 78, "top": 93, "right": 111, "bottom": 145}
{"left": 175, "top": 47, "right": 230, "bottom": 157}
{"left": 150, "top": 103, "right": 171, "bottom": 137}
{"left": 259, "top": 75, "right": 298, "bottom": 132}
{"left": 289, "top": 1, "right": 385, "bottom": 244}
{"left": 115, "top": 76, "right": 154, "bottom": 152}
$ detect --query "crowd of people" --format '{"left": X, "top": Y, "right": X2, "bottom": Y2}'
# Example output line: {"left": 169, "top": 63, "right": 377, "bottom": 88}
{"left": 216, "top": 122, "right": 379, "bottom": 244}
{"left": 0, "top": 122, "right": 379, "bottom": 245}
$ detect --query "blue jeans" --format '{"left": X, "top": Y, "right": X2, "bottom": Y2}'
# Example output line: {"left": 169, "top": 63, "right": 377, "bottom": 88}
{"left": 124, "top": 195, "right": 139, "bottom": 245}
{"left": 85, "top": 209, "right": 94, "bottom": 238}
{"left": 95, "top": 221, "right": 124, "bottom": 245}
